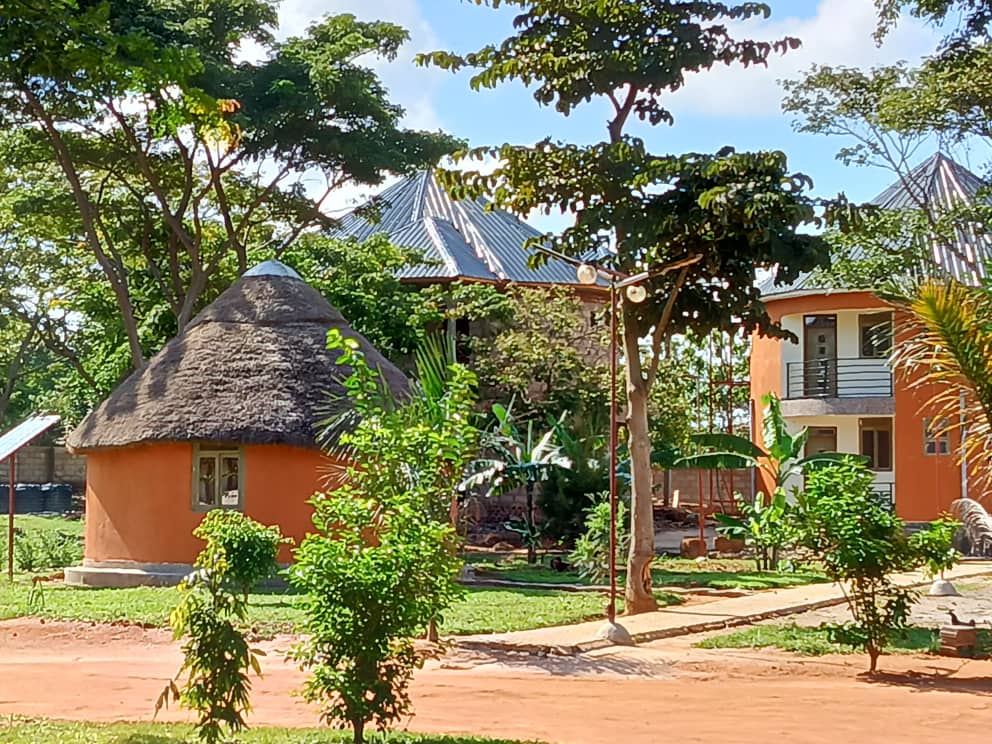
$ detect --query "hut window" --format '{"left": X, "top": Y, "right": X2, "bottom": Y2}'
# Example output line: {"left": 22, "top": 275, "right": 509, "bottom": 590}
{"left": 193, "top": 448, "right": 244, "bottom": 511}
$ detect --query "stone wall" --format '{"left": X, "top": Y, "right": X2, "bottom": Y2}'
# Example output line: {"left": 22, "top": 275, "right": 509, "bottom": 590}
{"left": 0, "top": 445, "right": 86, "bottom": 490}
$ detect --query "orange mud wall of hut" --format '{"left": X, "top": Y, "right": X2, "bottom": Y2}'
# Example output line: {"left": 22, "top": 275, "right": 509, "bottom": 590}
{"left": 83, "top": 443, "right": 334, "bottom": 565}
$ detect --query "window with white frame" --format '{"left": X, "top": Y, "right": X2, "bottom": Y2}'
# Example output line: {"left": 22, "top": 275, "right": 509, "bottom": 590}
{"left": 193, "top": 447, "right": 244, "bottom": 511}
{"left": 923, "top": 418, "right": 951, "bottom": 456}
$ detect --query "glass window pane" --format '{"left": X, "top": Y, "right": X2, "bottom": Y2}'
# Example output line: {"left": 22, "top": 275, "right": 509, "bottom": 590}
{"left": 877, "top": 430, "right": 892, "bottom": 470}
{"left": 198, "top": 456, "right": 216, "bottom": 506}
{"left": 861, "top": 430, "right": 875, "bottom": 466}
{"left": 220, "top": 456, "right": 240, "bottom": 507}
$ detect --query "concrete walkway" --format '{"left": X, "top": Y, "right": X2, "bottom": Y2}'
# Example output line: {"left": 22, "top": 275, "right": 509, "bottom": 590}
{"left": 452, "top": 561, "right": 992, "bottom": 654}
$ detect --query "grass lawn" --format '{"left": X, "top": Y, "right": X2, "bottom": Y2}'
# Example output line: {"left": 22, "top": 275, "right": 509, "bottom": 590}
{"left": 468, "top": 554, "right": 827, "bottom": 591}
{"left": 0, "top": 578, "right": 645, "bottom": 636}
{"left": 0, "top": 718, "right": 546, "bottom": 743}
{"left": 696, "top": 623, "right": 992, "bottom": 657}
{"left": 8, "top": 514, "right": 85, "bottom": 538}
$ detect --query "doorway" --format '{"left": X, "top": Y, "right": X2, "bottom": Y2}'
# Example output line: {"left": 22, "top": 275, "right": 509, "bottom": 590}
{"left": 804, "top": 315, "right": 837, "bottom": 397}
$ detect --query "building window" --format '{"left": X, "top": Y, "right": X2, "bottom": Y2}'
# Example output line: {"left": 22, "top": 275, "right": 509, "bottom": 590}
{"left": 860, "top": 418, "right": 893, "bottom": 471}
{"left": 923, "top": 418, "right": 951, "bottom": 456}
{"left": 859, "top": 312, "right": 893, "bottom": 358}
{"left": 193, "top": 447, "right": 244, "bottom": 511}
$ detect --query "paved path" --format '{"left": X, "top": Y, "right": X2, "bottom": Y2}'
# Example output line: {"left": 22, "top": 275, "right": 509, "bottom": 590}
{"left": 454, "top": 561, "right": 992, "bottom": 653}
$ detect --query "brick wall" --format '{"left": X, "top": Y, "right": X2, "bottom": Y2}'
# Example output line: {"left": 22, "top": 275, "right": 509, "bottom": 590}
{"left": 0, "top": 446, "right": 86, "bottom": 490}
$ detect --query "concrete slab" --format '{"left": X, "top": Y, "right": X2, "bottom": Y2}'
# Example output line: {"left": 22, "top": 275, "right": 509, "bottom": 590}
{"left": 64, "top": 563, "right": 191, "bottom": 588}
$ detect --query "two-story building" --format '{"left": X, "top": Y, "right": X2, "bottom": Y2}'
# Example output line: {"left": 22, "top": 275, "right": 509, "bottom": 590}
{"left": 751, "top": 153, "right": 987, "bottom": 522}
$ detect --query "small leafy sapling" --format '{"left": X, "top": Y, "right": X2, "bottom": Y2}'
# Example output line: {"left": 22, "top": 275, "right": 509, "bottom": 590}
{"left": 289, "top": 491, "right": 463, "bottom": 744}
{"left": 796, "top": 462, "right": 958, "bottom": 673}
{"left": 157, "top": 511, "right": 287, "bottom": 743}
{"left": 570, "top": 497, "right": 630, "bottom": 583}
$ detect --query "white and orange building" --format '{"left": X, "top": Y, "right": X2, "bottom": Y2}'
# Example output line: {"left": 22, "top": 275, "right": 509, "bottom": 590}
{"left": 750, "top": 154, "right": 987, "bottom": 522}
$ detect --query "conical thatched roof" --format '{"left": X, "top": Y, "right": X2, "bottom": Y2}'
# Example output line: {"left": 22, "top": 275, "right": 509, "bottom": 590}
{"left": 67, "top": 260, "right": 409, "bottom": 453}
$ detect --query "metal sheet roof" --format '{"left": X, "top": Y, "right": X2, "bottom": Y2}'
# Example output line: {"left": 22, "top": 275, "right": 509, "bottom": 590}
{"left": 0, "top": 414, "right": 60, "bottom": 463}
{"left": 335, "top": 171, "right": 585, "bottom": 286}
{"left": 759, "top": 153, "right": 992, "bottom": 298}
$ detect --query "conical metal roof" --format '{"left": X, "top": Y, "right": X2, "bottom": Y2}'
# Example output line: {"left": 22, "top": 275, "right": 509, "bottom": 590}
{"left": 759, "top": 152, "right": 992, "bottom": 297}
{"left": 335, "top": 170, "right": 584, "bottom": 286}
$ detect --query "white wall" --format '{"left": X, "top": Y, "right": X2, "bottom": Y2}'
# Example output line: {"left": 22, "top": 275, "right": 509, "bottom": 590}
{"left": 779, "top": 414, "right": 895, "bottom": 497}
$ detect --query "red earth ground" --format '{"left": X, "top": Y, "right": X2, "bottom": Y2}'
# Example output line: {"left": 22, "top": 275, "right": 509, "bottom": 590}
{"left": 0, "top": 618, "right": 990, "bottom": 744}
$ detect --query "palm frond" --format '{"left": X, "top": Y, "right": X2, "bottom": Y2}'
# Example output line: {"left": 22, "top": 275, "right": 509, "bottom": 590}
{"left": 888, "top": 279, "right": 992, "bottom": 495}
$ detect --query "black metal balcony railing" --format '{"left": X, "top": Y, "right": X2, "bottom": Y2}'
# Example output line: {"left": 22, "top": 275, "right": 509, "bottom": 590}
{"left": 871, "top": 483, "right": 895, "bottom": 512}
{"left": 785, "top": 358, "right": 893, "bottom": 399}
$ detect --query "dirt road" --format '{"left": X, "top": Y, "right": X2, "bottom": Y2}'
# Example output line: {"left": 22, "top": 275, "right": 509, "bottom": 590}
{"left": 1, "top": 619, "right": 990, "bottom": 744}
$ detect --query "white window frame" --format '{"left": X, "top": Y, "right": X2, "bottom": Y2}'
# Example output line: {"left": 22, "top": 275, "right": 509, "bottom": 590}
{"left": 923, "top": 418, "right": 951, "bottom": 456}
{"left": 192, "top": 446, "right": 245, "bottom": 512}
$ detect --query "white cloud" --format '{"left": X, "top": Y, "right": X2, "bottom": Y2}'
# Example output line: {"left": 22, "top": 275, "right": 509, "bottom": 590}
{"left": 667, "top": 0, "right": 941, "bottom": 118}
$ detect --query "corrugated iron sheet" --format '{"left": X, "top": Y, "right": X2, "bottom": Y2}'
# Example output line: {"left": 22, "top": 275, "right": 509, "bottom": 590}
{"left": 760, "top": 153, "right": 992, "bottom": 297}
{"left": 335, "top": 171, "right": 583, "bottom": 286}
{"left": 0, "top": 414, "right": 60, "bottom": 463}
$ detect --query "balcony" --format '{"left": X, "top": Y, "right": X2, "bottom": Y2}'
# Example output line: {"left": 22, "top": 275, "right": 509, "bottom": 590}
{"left": 786, "top": 358, "right": 893, "bottom": 400}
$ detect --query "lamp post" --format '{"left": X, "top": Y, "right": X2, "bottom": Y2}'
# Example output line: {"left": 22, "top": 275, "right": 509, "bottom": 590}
{"left": 534, "top": 244, "right": 701, "bottom": 643}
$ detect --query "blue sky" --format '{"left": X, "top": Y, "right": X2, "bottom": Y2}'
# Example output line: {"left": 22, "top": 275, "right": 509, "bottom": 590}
{"left": 276, "top": 0, "right": 967, "bottom": 230}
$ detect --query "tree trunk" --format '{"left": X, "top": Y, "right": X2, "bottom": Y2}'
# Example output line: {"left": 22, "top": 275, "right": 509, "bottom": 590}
{"left": 526, "top": 482, "right": 537, "bottom": 564}
{"left": 352, "top": 718, "right": 364, "bottom": 744}
{"left": 623, "top": 320, "right": 658, "bottom": 614}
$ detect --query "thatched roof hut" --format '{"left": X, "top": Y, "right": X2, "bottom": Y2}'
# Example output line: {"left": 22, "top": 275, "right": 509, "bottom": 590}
{"left": 67, "top": 260, "right": 408, "bottom": 453}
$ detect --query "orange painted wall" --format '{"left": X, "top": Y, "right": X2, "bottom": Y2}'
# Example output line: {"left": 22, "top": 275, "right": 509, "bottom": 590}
{"left": 893, "top": 372, "right": 962, "bottom": 521}
{"left": 84, "top": 442, "right": 341, "bottom": 565}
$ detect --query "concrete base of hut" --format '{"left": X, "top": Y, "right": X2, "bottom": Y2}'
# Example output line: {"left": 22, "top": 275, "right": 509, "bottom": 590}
{"left": 64, "top": 560, "right": 193, "bottom": 588}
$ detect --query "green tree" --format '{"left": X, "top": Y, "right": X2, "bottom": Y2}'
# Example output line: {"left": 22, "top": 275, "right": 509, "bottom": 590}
{"left": 158, "top": 511, "right": 286, "bottom": 743}
{"left": 883, "top": 279, "right": 992, "bottom": 496}
{"left": 291, "top": 333, "right": 475, "bottom": 744}
{"left": 796, "top": 461, "right": 958, "bottom": 673}
{"left": 469, "top": 285, "right": 609, "bottom": 423}
{"left": 0, "top": 1, "right": 458, "bottom": 371}
{"left": 419, "top": 1, "right": 833, "bottom": 613}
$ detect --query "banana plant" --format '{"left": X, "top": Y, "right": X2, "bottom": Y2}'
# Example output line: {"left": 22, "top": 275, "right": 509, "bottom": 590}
{"left": 461, "top": 402, "right": 571, "bottom": 563}
{"left": 678, "top": 393, "right": 857, "bottom": 492}
{"left": 678, "top": 394, "right": 862, "bottom": 570}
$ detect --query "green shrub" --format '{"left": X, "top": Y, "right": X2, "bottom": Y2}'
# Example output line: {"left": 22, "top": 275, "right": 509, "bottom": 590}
{"left": 796, "top": 462, "right": 959, "bottom": 673}
{"left": 290, "top": 492, "right": 463, "bottom": 744}
{"left": 192, "top": 510, "right": 288, "bottom": 594}
{"left": 569, "top": 497, "right": 629, "bottom": 582}
{"left": 158, "top": 512, "right": 286, "bottom": 743}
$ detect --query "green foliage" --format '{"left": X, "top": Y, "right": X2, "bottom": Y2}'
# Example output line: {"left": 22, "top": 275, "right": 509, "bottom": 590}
{"left": 159, "top": 513, "right": 284, "bottom": 743}
{"left": 469, "top": 285, "right": 608, "bottom": 423}
{"left": 569, "top": 498, "right": 630, "bottom": 582}
{"left": 0, "top": 1, "right": 458, "bottom": 422}
{"left": 13, "top": 529, "right": 82, "bottom": 572}
{"left": 795, "top": 462, "right": 958, "bottom": 672}
{"left": 192, "top": 510, "right": 288, "bottom": 595}
{"left": 682, "top": 394, "right": 857, "bottom": 490}
{"left": 420, "top": 0, "right": 836, "bottom": 613}
{"left": 713, "top": 491, "right": 793, "bottom": 571}
{"left": 296, "top": 332, "right": 479, "bottom": 744}
{"left": 290, "top": 492, "right": 463, "bottom": 744}
{"left": 462, "top": 403, "right": 571, "bottom": 563}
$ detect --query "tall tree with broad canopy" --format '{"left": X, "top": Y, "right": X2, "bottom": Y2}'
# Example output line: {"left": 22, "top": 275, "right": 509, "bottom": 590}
{"left": 0, "top": 0, "right": 458, "bottom": 371}
{"left": 419, "top": 1, "right": 836, "bottom": 613}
